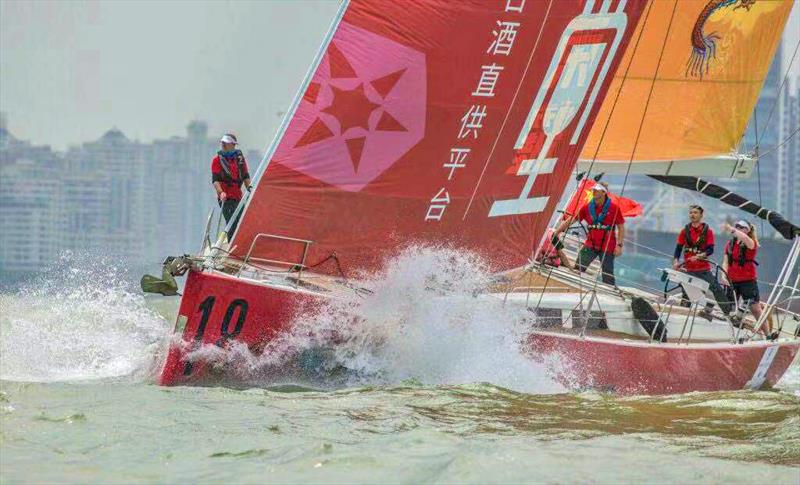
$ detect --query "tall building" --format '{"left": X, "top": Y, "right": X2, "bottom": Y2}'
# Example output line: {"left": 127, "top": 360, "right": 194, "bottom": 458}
{"left": 149, "top": 121, "right": 219, "bottom": 258}
{"left": 0, "top": 124, "right": 65, "bottom": 279}
{"left": 725, "top": 42, "right": 783, "bottom": 225}
{"left": 65, "top": 128, "right": 150, "bottom": 262}
{"left": 781, "top": 87, "right": 800, "bottom": 223}
{"left": 0, "top": 117, "right": 262, "bottom": 281}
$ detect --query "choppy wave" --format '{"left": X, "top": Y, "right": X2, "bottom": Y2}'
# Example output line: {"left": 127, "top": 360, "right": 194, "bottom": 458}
{"left": 2, "top": 248, "right": 796, "bottom": 397}
{"left": 187, "top": 247, "right": 564, "bottom": 393}
{"left": 0, "top": 253, "right": 171, "bottom": 382}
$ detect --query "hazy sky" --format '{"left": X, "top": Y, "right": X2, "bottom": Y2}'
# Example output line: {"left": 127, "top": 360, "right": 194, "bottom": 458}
{"left": 0, "top": 0, "right": 341, "bottom": 152}
{"left": 1, "top": 0, "right": 798, "bottom": 153}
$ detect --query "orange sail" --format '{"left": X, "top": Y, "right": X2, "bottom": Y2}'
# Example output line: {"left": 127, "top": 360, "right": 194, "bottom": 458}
{"left": 579, "top": 0, "right": 793, "bottom": 178}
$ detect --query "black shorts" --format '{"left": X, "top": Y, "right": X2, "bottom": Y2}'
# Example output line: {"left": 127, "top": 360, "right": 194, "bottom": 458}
{"left": 730, "top": 280, "right": 760, "bottom": 304}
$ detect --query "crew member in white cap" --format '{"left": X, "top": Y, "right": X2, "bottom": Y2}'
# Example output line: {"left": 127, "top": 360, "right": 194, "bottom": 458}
{"left": 552, "top": 182, "right": 625, "bottom": 286}
{"left": 720, "top": 220, "right": 773, "bottom": 337}
{"left": 211, "top": 133, "right": 251, "bottom": 234}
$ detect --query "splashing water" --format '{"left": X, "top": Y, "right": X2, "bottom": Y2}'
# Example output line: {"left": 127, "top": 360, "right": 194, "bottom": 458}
{"left": 0, "top": 253, "right": 171, "bottom": 382}
{"left": 190, "top": 247, "right": 564, "bottom": 393}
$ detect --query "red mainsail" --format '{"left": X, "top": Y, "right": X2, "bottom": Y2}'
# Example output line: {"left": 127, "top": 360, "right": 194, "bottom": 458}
{"left": 232, "top": 0, "right": 646, "bottom": 275}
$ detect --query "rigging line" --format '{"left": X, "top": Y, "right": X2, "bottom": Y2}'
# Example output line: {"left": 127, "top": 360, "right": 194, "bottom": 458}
{"left": 536, "top": 1, "right": 655, "bottom": 309}
{"left": 753, "top": 104, "right": 758, "bottom": 155}
{"left": 755, "top": 98, "right": 764, "bottom": 235}
{"left": 756, "top": 36, "right": 800, "bottom": 148}
{"left": 462, "top": 0, "right": 554, "bottom": 219}
{"left": 756, "top": 142, "right": 765, "bottom": 235}
{"left": 759, "top": 126, "right": 800, "bottom": 159}
{"left": 618, "top": 0, "right": 677, "bottom": 199}
{"left": 582, "top": 11, "right": 653, "bottom": 176}
{"left": 580, "top": 0, "right": 655, "bottom": 184}
{"left": 590, "top": 0, "right": 678, "bottom": 297}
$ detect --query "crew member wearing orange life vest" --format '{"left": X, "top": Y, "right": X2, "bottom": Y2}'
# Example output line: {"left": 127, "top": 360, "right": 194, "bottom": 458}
{"left": 720, "top": 220, "right": 772, "bottom": 336}
{"left": 211, "top": 133, "right": 251, "bottom": 234}
{"left": 672, "top": 205, "right": 733, "bottom": 320}
{"left": 553, "top": 183, "right": 625, "bottom": 286}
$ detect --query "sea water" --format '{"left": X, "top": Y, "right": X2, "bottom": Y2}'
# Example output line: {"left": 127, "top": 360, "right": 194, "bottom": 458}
{"left": 1, "top": 250, "right": 798, "bottom": 484}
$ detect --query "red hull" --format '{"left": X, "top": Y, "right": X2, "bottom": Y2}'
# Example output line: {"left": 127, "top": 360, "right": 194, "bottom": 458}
{"left": 527, "top": 332, "right": 799, "bottom": 395}
{"left": 159, "top": 270, "right": 318, "bottom": 386}
{"left": 160, "top": 270, "right": 799, "bottom": 394}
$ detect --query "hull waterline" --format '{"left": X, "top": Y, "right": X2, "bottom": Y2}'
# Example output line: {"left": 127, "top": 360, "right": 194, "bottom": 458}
{"left": 527, "top": 331, "right": 799, "bottom": 395}
{"left": 159, "top": 270, "right": 799, "bottom": 394}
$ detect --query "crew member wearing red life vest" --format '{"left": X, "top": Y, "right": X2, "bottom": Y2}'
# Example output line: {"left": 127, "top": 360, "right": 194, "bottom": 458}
{"left": 720, "top": 220, "right": 771, "bottom": 335}
{"left": 672, "top": 205, "right": 733, "bottom": 319}
{"left": 211, "top": 133, "right": 251, "bottom": 234}
{"left": 553, "top": 183, "right": 625, "bottom": 286}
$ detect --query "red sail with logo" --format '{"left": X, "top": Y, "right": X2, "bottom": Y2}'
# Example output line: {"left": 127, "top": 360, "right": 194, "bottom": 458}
{"left": 232, "top": 0, "right": 646, "bottom": 275}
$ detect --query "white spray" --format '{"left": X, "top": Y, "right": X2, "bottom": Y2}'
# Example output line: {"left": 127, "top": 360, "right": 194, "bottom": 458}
{"left": 0, "top": 253, "right": 172, "bottom": 382}
{"left": 192, "top": 247, "right": 564, "bottom": 393}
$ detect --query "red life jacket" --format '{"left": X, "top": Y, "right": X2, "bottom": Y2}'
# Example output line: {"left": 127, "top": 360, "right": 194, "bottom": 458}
{"left": 725, "top": 240, "right": 758, "bottom": 283}
{"left": 680, "top": 223, "right": 712, "bottom": 272}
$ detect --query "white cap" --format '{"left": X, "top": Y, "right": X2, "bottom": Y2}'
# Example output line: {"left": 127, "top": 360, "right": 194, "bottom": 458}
{"left": 734, "top": 220, "right": 750, "bottom": 230}
{"left": 220, "top": 134, "right": 238, "bottom": 144}
{"left": 591, "top": 183, "right": 608, "bottom": 192}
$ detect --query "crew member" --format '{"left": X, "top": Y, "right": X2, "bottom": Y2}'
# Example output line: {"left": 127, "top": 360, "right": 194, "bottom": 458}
{"left": 672, "top": 205, "right": 732, "bottom": 320}
{"left": 720, "top": 220, "right": 772, "bottom": 336}
{"left": 553, "top": 183, "right": 625, "bottom": 286}
{"left": 211, "top": 133, "right": 251, "bottom": 234}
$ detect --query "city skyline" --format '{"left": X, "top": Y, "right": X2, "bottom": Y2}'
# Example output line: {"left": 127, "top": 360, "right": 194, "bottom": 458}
{"left": 2, "top": 1, "right": 799, "bottom": 282}
{"left": 0, "top": 117, "right": 262, "bottom": 282}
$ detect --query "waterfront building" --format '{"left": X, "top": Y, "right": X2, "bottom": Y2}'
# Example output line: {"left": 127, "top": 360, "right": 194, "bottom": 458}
{"left": 0, "top": 123, "right": 65, "bottom": 280}
{"left": 782, "top": 88, "right": 800, "bottom": 222}
{"left": 0, "top": 117, "right": 263, "bottom": 280}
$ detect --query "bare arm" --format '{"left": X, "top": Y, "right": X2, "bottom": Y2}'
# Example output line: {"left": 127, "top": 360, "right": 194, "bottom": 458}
{"left": 719, "top": 245, "right": 731, "bottom": 286}
{"left": 554, "top": 215, "right": 576, "bottom": 236}
{"left": 615, "top": 224, "right": 625, "bottom": 256}
{"left": 731, "top": 228, "right": 755, "bottom": 249}
{"left": 213, "top": 181, "right": 226, "bottom": 200}
{"left": 722, "top": 223, "right": 755, "bottom": 249}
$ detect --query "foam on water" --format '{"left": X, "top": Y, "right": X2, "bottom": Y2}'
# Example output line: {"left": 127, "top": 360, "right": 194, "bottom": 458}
{"left": 0, "top": 253, "right": 171, "bottom": 382}
{"left": 189, "top": 247, "right": 564, "bottom": 393}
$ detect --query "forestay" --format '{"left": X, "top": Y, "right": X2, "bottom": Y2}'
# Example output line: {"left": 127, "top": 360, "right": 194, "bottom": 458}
{"left": 232, "top": 0, "right": 646, "bottom": 275}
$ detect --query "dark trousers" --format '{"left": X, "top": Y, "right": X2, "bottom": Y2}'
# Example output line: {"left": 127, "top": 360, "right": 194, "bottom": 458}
{"left": 220, "top": 198, "right": 242, "bottom": 235}
{"left": 681, "top": 270, "right": 733, "bottom": 315}
{"left": 576, "top": 247, "right": 616, "bottom": 286}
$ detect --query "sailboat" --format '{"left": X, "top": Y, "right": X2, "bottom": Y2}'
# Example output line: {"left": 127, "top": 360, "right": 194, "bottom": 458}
{"left": 147, "top": 0, "right": 800, "bottom": 394}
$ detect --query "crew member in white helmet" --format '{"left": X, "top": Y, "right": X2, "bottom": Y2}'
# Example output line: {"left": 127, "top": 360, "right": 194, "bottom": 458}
{"left": 211, "top": 133, "right": 251, "bottom": 234}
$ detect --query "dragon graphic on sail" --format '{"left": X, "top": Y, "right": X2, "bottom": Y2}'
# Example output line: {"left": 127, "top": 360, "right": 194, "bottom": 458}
{"left": 687, "top": 0, "right": 756, "bottom": 78}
